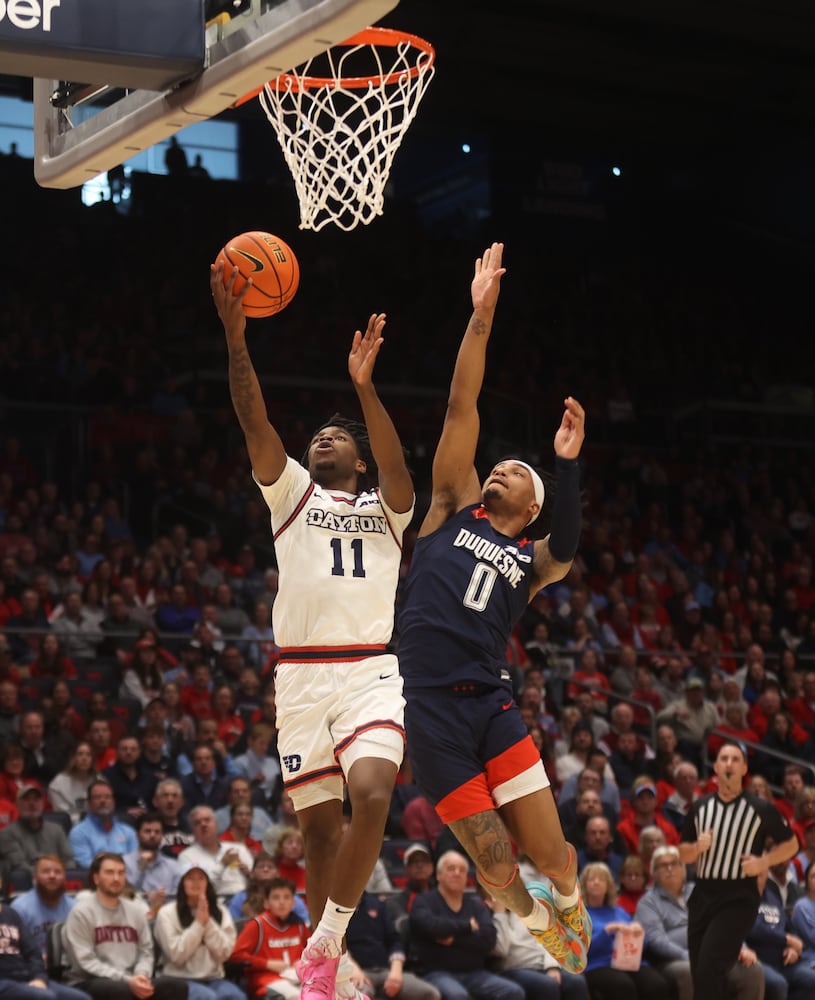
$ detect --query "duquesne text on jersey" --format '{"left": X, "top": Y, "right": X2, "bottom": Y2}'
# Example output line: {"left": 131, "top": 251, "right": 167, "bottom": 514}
{"left": 453, "top": 527, "right": 527, "bottom": 588}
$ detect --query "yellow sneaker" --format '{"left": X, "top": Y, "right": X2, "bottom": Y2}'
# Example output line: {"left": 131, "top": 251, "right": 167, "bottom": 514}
{"left": 526, "top": 880, "right": 592, "bottom": 974}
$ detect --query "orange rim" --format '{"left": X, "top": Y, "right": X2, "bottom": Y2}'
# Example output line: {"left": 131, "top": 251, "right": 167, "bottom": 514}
{"left": 233, "top": 27, "right": 434, "bottom": 106}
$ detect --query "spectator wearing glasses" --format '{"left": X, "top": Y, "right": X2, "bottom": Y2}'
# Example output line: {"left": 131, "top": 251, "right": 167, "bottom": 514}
{"left": 178, "top": 805, "right": 253, "bottom": 898}
{"left": 635, "top": 845, "right": 765, "bottom": 1000}
{"left": 68, "top": 778, "right": 138, "bottom": 868}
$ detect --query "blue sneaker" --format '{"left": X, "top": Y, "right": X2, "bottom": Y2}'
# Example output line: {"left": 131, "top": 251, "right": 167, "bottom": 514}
{"left": 526, "top": 879, "right": 592, "bottom": 974}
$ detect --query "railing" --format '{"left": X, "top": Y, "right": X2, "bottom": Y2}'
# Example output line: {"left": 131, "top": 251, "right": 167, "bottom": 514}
{"left": 565, "top": 675, "right": 658, "bottom": 749}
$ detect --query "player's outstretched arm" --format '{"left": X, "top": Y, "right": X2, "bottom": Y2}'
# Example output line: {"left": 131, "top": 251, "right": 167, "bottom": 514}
{"left": 348, "top": 313, "right": 413, "bottom": 514}
{"left": 422, "top": 243, "right": 506, "bottom": 534}
{"left": 529, "top": 397, "right": 586, "bottom": 593}
{"left": 211, "top": 262, "right": 286, "bottom": 486}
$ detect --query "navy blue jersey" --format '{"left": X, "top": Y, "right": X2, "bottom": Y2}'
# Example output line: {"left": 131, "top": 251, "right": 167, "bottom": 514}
{"left": 397, "top": 504, "right": 535, "bottom": 689}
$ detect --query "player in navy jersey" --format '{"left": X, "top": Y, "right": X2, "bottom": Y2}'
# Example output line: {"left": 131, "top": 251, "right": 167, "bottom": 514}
{"left": 212, "top": 261, "right": 414, "bottom": 1000}
{"left": 396, "top": 242, "right": 591, "bottom": 974}
{"left": 679, "top": 739, "right": 798, "bottom": 1000}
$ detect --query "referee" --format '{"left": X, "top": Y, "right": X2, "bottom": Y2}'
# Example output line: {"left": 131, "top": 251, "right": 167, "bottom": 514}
{"left": 679, "top": 740, "right": 798, "bottom": 1000}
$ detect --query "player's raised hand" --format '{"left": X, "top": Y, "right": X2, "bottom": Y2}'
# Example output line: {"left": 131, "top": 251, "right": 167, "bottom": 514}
{"left": 471, "top": 242, "right": 506, "bottom": 312}
{"left": 554, "top": 397, "right": 586, "bottom": 460}
{"left": 211, "top": 261, "right": 250, "bottom": 339}
{"left": 349, "top": 312, "right": 386, "bottom": 387}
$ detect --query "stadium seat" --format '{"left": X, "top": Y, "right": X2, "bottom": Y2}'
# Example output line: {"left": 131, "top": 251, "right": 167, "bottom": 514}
{"left": 43, "top": 810, "right": 73, "bottom": 836}
{"left": 73, "top": 659, "right": 118, "bottom": 693}
{"left": 62, "top": 868, "right": 90, "bottom": 894}
{"left": 4, "top": 869, "right": 33, "bottom": 899}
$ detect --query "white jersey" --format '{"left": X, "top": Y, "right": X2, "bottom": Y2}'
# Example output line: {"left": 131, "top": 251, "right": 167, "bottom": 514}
{"left": 255, "top": 457, "right": 414, "bottom": 650}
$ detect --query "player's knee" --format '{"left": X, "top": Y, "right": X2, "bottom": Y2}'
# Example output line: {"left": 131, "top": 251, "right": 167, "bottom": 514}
{"left": 348, "top": 781, "right": 392, "bottom": 822}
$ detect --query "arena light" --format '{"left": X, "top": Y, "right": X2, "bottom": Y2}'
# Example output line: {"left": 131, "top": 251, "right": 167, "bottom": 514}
{"left": 205, "top": 0, "right": 251, "bottom": 20}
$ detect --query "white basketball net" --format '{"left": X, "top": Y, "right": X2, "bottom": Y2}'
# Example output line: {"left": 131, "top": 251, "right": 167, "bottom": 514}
{"left": 259, "top": 28, "right": 435, "bottom": 232}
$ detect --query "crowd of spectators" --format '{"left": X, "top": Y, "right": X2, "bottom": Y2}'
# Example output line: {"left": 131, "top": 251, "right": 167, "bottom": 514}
{"left": 1, "top": 160, "right": 815, "bottom": 995}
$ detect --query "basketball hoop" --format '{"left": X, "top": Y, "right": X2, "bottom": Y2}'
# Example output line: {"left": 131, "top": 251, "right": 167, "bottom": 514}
{"left": 256, "top": 27, "right": 435, "bottom": 232}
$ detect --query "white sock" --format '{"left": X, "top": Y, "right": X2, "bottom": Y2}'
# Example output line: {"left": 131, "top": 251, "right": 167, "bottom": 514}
{"left": 314, "top": 898, "right": 356, "bottom": 942}
{"left": 522, "top": 898, "right": 552, "bottom": 934}
{"left": 336, "top": 954, "right": 354, "bottom": 984}
{"left": 553, "top": 886, "right": 579, "bottom": 911}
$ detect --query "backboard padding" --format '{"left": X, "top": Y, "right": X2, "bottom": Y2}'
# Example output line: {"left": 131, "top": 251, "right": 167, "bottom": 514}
{"left": 33, "top": 0, "right": 399, "bottom": 189}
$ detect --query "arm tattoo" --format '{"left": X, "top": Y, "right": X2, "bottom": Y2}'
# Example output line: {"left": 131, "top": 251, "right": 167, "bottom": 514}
{"left": 229, "top": 345, "right": 258, "bottom": 426}
{"left": 471, "top": 317, "right": 488, "bottom": 337}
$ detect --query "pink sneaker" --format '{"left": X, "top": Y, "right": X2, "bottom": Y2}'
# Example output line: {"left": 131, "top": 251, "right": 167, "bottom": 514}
{"left": 296, "top": 937, "right": 342, "bottom": 1000}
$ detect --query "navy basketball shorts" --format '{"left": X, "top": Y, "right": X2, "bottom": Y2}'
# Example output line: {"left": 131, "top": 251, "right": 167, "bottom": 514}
{"left": 404, "top": 685, "right": 549, "bottom": 824}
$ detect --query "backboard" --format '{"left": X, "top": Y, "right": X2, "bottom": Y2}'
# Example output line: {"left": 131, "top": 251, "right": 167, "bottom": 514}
{"left": 32, "top": 0, "right": 399, "bottom": 189}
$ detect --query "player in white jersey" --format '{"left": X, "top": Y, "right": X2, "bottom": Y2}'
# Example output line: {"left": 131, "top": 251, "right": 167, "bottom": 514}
{"left": 211, "top": 260, "right": 414, "bottom": 1000}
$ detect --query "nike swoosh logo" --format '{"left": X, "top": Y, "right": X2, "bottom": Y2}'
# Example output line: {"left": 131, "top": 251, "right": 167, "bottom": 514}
{"left": 380, "top": 672, "right": 394, "bottom": 680}
{"left": 502, "top": 700, "right": 513, "bottom": 711}
{"left": 232, "top": 247, "right": 264, "bottom": 272}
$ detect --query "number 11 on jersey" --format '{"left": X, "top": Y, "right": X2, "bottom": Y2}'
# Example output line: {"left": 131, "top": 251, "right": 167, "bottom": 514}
{"left": 330, "top": 537, "right": 366, "bottom": 577}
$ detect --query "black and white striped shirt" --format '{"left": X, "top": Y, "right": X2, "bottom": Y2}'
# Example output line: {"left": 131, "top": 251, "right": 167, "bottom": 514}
{"left": 680, "top": 791, "right": 791, "bottom": 882}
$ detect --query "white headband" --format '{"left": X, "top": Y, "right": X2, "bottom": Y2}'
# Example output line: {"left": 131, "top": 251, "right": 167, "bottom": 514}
{"left": 514, "top": 461, "right": 545, "bottom": 526}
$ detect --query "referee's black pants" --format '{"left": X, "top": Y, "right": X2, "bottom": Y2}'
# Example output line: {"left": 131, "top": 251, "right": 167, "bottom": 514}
{"left": 687, "top": 883, "right": 760, "bottom": 1000}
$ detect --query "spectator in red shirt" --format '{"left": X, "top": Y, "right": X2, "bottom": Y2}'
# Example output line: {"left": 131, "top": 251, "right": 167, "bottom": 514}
{"left": 181, "top": 661, "right": 215, "bottom": 719}
{"left": 29, "top": 633, "right": 77, "bottom": 681}
{"left": 748, "top": 686, "right": 786, "bottom": 741}
{"left": 271, "top": 828, "right": 306, "bottom": 894}
{"left": 784, "top": 668, "right": 815, "bottom": 731}
{"left": 221, "top": 802, "right": 263, "bottom": 856}
{"left": 87, "top": 717, "right": 118, "bottom": 772}
{"left": 706, "top": 700, "right": 759, "bottom": 762}
{"left": 616, "top": 852, "right": 649, "bottom": 915}
{"left": 616, "top": 775, "right": 680, "bottom": 856}
{"left": 567, "top": 646, "right": 612, "bottom": 708}
{"left": 0, "top": 580, "right": 22, "bottom": 627}
{"left": 210, "top": 684, "right": 244, "bottom": 750}
{"left": 400, "top": 793, "right": 444, "bottom": 851}
{"left": 0, "top": 742, "right": 49, "bottom": 806}
{"left": 600, "top": 599, "right": 645, "bottom": 652}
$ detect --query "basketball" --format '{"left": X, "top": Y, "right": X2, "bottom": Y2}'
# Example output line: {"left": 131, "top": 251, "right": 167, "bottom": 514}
{"left": 215, "top": 231, "right": 300, "bottom": 318}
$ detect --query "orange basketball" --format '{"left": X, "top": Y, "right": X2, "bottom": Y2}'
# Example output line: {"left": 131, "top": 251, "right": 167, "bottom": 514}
{"left": 215, "top": 231, "right": 300, "bottom": 318}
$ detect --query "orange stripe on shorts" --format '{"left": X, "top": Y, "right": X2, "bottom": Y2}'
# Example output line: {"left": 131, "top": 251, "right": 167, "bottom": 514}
{"left": 486, "top": 736, "right": 541, "bottom": 789}
{"left": 435, "top": 773, "right": 494, "bottom": 824}
{"left": 435, "top": 736, "right": 542, "bottom": 823}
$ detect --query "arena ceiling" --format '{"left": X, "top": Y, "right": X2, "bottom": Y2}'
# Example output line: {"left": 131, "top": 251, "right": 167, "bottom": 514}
{"left": 1, "top": 0, "right": 814, "bottom": 151}
{"left": 378, "top": 0, "right": 815, "bottom": 150}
